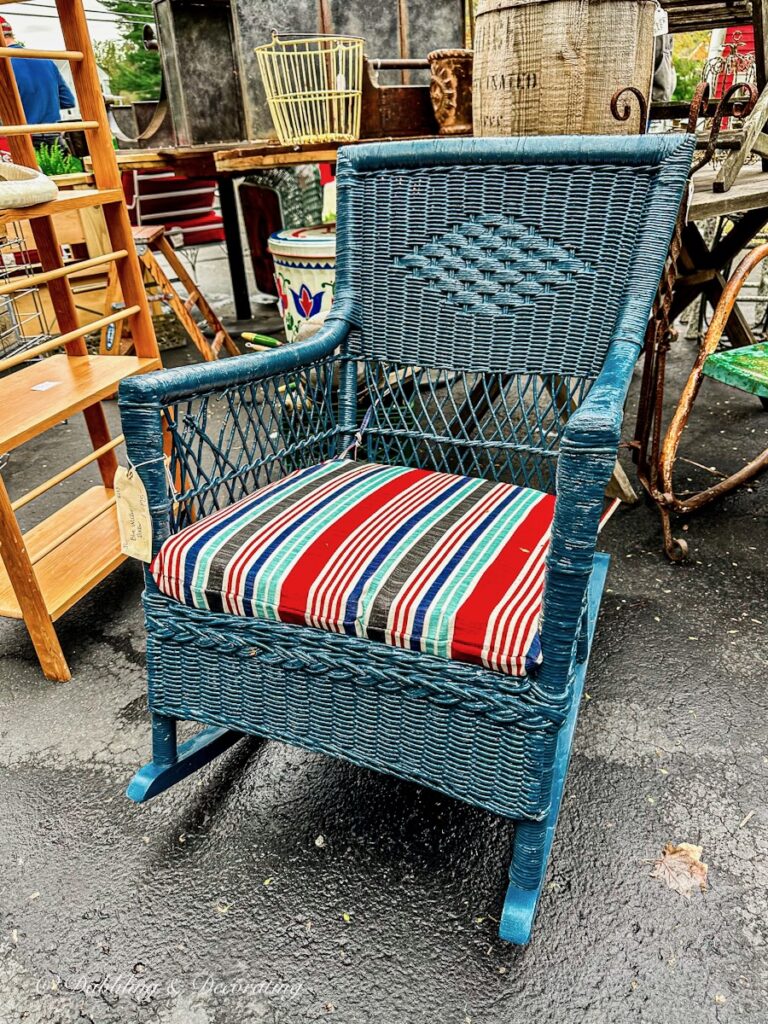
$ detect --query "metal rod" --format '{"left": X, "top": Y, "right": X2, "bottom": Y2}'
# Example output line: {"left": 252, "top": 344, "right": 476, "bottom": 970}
{"left": 218, "top": 177, "right": 251, "bottom": 321}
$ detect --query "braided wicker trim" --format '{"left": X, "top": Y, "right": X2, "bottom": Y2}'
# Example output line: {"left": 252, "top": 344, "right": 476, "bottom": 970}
{"left": 143, "top": 593, "right": 571, "bottom": 730}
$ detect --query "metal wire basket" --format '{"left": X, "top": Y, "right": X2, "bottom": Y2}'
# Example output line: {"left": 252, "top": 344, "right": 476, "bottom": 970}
{"left": 0, "top": 227, "right": 52, "bottom": 366}
{"left": 255, "top": 33, "right": 364, "bottom": 145}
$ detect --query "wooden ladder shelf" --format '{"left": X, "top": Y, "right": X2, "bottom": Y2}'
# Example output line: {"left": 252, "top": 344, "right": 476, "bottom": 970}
{"left": 0, "top": 0, "right": 161, "bottom": 681}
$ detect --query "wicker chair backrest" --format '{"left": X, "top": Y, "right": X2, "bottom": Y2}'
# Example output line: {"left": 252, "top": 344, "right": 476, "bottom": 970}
{"left": 335, "top": 137, "right": 691, "bottom": 377}
{"left": 332, "top": 137, "right": 692, "bottom": 488}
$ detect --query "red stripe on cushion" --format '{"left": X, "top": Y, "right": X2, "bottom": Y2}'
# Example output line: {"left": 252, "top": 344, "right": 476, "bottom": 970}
{"left": 489, "top": 543, "right": 550, "bottom": 674}
{"left": 278, "top": 466, "right": 439, "bottom": 626}
{"left": 385, "top": 482, "right": 509, "bottom": 649}
{"left": 221, "top": 463, "right": 378, "bottom": 615}
{"left": 450, "top": 492, "right": 556, "bottom": 671}
{"left": 304, "top": 471, "right": 457, "bottom": 631}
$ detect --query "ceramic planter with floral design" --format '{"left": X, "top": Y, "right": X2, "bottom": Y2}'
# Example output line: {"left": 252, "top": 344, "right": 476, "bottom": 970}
{"left": 427, "top": 49, "right": 474, "bottom": 136}
{"left": 268, "top": 224, "right": 336, "bottom": 341}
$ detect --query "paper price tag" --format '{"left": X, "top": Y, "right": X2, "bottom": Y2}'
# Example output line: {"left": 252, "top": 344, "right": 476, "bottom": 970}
{"left": 654, "top": 2, "right": 669, "bottom": 36}
{"left": 114, "top": 465, "right": 153, "bottom": 562}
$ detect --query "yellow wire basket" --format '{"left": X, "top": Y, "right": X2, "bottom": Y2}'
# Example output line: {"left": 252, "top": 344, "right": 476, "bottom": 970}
{"left": 255, "top": 33, "right": 365, "bottom": 146}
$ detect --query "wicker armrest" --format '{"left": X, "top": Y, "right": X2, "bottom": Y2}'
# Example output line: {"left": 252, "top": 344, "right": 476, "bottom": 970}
{"left": 119, "top": 313, "right": 354, "bottom": 555}
{"left": 561, "top": 339, "right": 640, "bottom": 454}
{"left": 119, "top": 313, "right": 352, "bottom": 409}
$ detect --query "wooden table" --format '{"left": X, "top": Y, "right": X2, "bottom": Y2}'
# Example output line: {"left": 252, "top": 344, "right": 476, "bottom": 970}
{"left": 675, "top": 162, "right": 768, "bottom": 347}
{"left": 112, "top": 139, "right": 768, "bottom": 328}
{"left": 690, "top": 162, "right": 768, "bottom": 220}
{"left": 113, "top": 143, "right": 261, "bottom": 319}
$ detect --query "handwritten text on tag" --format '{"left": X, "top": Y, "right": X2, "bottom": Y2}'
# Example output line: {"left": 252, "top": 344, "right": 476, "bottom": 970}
{"left": 114, "top": 465, "right": 153, "bottom": 562}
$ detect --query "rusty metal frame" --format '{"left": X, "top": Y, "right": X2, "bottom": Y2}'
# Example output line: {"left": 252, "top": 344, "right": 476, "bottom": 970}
{"left": 641, "top": 244, "right": 768, "bottom": 559}
{"left": 632, "top": 88, "right": 768, "bottom": 559}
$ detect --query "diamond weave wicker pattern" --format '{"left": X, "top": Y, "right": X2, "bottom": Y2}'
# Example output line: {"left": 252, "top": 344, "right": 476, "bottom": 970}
{"left": 395, "top": 214, "right": 594, "bottom": 313}
{"left": 342, "top": 161, "right": 657, "bottom": 375}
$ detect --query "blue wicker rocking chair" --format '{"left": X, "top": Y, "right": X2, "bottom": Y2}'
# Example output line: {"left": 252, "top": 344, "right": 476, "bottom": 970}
{"left": 118, "top": 135, "right": 693, "bottom": 944}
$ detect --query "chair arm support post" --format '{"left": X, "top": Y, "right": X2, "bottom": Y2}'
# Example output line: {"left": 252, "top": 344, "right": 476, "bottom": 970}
{"left": 537, "top": 338, "right": 639, "bottom": 697}
{"left": 118, "top": 397, "right": 172, "bottom": 559}
{"left": 537, "top": 445, "right": 617, "bottom": 697}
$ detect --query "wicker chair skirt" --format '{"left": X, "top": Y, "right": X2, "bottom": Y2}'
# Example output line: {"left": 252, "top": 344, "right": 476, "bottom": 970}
{"left": 144, "top": 591, "right": 568, "bottom": 821}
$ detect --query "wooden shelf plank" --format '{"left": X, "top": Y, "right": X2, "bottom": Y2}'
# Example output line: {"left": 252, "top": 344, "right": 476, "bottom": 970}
{"left": 0, "top": 187, "right": 123, "bottom": 226}
{"left": 0, "top": 353, "right": 160, "bottom": 454}
{"left": 0, "top": 486, "right": 125, "bottom": 620}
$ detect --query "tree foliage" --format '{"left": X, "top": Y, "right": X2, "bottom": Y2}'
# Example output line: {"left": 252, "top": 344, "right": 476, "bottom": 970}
{"left": 94, "top": 1, "right": 161, "bottom": 102}
{"left": 671, "top": 55, "right": 707, "bottom": 103}
{"left": 671, "top": 30, "right": 711, "bottom": 104}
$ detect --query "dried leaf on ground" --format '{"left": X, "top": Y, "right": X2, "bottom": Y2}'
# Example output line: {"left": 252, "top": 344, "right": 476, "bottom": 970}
{"left": 651, "top": 842, "right": 708, "bottom": 899}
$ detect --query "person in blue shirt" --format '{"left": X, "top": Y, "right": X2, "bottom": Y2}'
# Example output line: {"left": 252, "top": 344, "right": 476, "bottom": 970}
{"left": 1, "top": 16, "right": 76, "bottom": 151}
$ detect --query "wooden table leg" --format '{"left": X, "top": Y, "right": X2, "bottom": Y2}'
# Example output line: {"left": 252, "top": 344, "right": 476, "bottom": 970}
{"left": 671, "top": 215, "right": 768, "bottom": 349}
{"left": 218, "top": 176, "right": 251, "bottom": 322}
{"left": 156, "top": 235, "right": 240, "bottom": 356}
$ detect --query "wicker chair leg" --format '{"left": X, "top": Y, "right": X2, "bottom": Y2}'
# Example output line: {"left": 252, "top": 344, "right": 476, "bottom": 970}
{"left": 126, "top": 713, "right": 244, "bottom": 803}
{"left": 576, "top": 611, "right": 589, "bottom": 664}
{"left": 499, "top": 553, "right": 609, "bottom": 943}
{"left": 501, "top": 819, "right": 549, "bottom": 943}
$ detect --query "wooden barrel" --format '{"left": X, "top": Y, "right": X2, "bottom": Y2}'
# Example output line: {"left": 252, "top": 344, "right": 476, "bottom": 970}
{"left": 473, "top": 0, "right": 657, "bottom": 136}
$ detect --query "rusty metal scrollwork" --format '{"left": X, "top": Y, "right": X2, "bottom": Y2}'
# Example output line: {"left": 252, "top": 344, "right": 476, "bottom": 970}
{"left": 690, "top": 80, "right": 758, "bottom": 174}
{"left": 610, "top": 87, "right": 649, "bottom": 133}
{"left": 686, "top": 81, "right": 711, "bottom": 133}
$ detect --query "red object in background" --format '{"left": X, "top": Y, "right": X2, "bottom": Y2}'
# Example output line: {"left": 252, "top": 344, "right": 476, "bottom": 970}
{"left": 121, "top": 171, "right": 226, "bottom": 248}
{"left": 718, "top": 25, "right": 755, "bottom": 95}
{"left": 239, "top": 181, "right": 281, "bottom": 296}
{"left": 239, "top": 163, "right": 338, "bottom": 298}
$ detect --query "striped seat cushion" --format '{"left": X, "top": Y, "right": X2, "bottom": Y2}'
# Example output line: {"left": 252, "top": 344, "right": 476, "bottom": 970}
{"left": 151, "top": 460, "right": 557, "bottom": 677}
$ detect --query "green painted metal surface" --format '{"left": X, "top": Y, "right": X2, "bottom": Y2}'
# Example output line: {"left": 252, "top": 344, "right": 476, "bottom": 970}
{"left": 704, "top": 342, "right": 768, "bottom": 398}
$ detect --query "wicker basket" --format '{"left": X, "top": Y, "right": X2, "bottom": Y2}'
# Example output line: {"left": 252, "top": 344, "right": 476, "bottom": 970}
{"left": 473, "top": 0, "right": 657, "bottom": 136}
{"left": 255, "top": 33, "right": 364, "bottom": 145}
{"left": 0, "top": 161, "right": 58, "bottom": 209}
